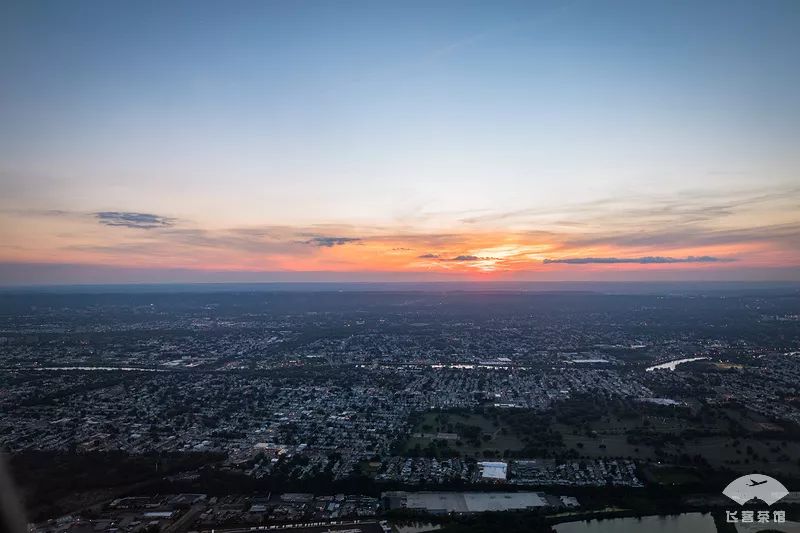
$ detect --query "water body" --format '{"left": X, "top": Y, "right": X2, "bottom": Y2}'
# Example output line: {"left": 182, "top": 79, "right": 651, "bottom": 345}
{"left": 646, "top": 357, "right": 709, "bottom": 372}
{"left": 554, "top": 513, "right": 717, "bottom": 533}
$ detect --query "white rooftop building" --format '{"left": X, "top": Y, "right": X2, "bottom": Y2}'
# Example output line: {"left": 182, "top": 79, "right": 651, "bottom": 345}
{"left": 478, "top": 461, "right": 508, "bottom": 480}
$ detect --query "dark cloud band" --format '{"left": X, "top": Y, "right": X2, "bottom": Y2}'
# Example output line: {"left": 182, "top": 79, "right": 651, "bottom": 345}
{"left": 94, "top": 211, "right": 175, "bottom": 229}
{"left": 418, "top": 254, "right": 496, "bottom": 262}
{"left": 543, "top": 255, "right": 734, "bottom": 264}
{"left": 305, "top": 236, "right": 362, "bottom": 247}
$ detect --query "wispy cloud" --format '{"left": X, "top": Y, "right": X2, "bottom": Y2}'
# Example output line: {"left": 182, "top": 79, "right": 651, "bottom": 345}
{"left": 543, "top": 256, "right": 735, "bottom": 265}
{"left": 95, "top": 211, "right": 175, "bottom": 229}
{"left": 561, "top": 223, "right": 800, "bottom": 250}
{"left": 460, "top": 186, "right": 800, "bottom": 229}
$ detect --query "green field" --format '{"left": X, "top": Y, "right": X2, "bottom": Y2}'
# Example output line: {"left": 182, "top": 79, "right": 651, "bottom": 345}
{"left": 402, "top": 400, "right": 800, "bottom": 478}
{"left": 552, "top": 404, "right": 800, "bottom": 476}
{"left": 403, "top": 411, "right": 525, "bottom": 459}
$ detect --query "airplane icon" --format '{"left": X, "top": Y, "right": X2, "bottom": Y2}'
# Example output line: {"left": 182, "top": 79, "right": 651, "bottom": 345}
{"left": 724, "top": 474, "right": 789, "bottom": 505}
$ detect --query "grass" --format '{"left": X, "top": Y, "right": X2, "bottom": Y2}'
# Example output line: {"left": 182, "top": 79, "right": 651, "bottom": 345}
{"left": 553, "top": 407, "right": 800, "bottom": 477}
{"left": 402, "top": 403, "right": 800, "bottom": 478}
{"left": 403, "top": 412, "right": 525, "bottom": 458}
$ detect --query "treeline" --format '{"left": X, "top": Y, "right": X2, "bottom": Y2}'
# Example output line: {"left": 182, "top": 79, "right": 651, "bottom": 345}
{"left": 9, "top": 450, "right": 223, "bottom": 521}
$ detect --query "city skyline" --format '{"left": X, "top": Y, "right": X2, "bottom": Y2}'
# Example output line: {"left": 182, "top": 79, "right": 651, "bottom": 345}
{"left": 2, "top": 1, "right": 799, "bottom": 284}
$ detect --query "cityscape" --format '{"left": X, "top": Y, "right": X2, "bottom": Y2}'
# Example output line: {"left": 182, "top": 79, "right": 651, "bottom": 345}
{"left": 2, "top": 287, "right": 800, "bottom": 531}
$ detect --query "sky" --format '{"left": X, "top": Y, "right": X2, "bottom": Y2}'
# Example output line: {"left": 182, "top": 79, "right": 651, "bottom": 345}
{"left": 1, "top": 0, "right": 799, "bottom": 284}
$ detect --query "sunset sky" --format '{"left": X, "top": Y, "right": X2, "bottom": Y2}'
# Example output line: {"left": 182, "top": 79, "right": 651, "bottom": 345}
{"left": 1, "top": 1, "right": 799, "bottom": 284}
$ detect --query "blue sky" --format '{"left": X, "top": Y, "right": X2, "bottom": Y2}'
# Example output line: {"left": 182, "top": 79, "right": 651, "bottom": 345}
{"left": 1, "top": 1, "right": 799, "bottom": 283}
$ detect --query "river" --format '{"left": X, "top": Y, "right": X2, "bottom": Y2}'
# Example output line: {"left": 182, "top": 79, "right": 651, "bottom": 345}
{"left": 645, "top": 357, "right": 709, "bottom": 371}
{"left": 554, "top": 513, "right": 717, "bottom": 533}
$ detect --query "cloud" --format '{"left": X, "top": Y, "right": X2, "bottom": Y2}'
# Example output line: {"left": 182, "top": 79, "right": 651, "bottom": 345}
{"left": 304, "top": 236, "right": 362, "bottom": 247}
{"left": 95, "top": 211, "right": 175, "bottom": 229}
{"left": 543, "top": 256, "right": 735, "bottom": 265}
{"left": 419, "top": 254, "right": 498, "bottom": 262}
{"left": 5, "top": 185, "right": 796, "bottom": 279}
